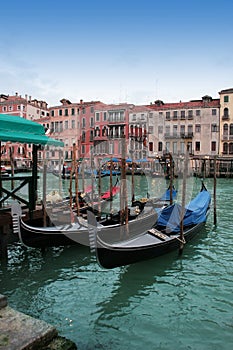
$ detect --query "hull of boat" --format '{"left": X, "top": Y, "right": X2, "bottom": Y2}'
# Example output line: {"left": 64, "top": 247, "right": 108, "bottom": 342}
{"left": 19, "top": 205, "right": 157, "bottom": 249}
{"left": 96, "top": 220, "right": 207, "bottom": 269}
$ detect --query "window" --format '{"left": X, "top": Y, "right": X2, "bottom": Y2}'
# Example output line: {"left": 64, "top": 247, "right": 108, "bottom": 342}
{"left": 196, "top": 110, "right": 201, "bottom": 116}
{"left": 173, "top": 111, "right": 178, "bottom": 120}
{"left": 166, "top": 111, "right": 170, "bottom": 120}
{"left": 211, "top": 124, "right": 217, "bottom": 132}
{"left": 229, "top": 143, "right": 233, "bottom": 154}
{"left": 148, "top": 126, "right": 154, "bottom": 134}
{"left": 149, "top": 142, "right": 153, "bottom": 152}
{"left": 102, "top": 126, "right": 108, "bottom": 136}
{"left": 95, "top": 127, "right": 100, "bottom": 137}
{"left": 71, "top": 120, "right": 75, "bottom": 129}
{"left": 82, "top": 108, "right": 86, "bottom": 114}
{"left": 230, "top": 124, "right": 233, "bottom": 135}
{"left": 96, "top": 112, "right": 100, "bottom": 122}
{"left": 223, "top": 142, "right": 228, "bottom": 154}
{"left": 82, "top": 118, "right": 86, "bottom": 128}
{"left": 65, "top": 121, "right": 68, "bottom": 129}
{"left": 212, "top": 109, "right": 217, "bottom": 116}
{"left": 51, "top": 110, "right": 54, "bottom": 116}
{"left": 173, "top": 125, "right": 178, "bottom": 136}
{"left": 103, "top": 112, "right": 107, "bottom": 121}
{"left": 173, "top": 142, "right": 177, "bottom": 154}
{"left": 223, "top": 123, "right": 228, "bottom": 135}
{"left": 165, "top": 142, "right": 170, "bottom": 152}
{"left": 188, "top": 125, "right": 193, "bottom": 135}
{"left": 158, "top": 125, "right": 163, "bottom": 134}
{"left": 188, "top": 110, "right": 193, "bottom": 119}
{"left": 65, "top": 109, "right": 68, "bottom": 116}
{"left": 211, "top": 141, "right": 216, "bottom": 152}
{"left": 195, "top": 124, "right": 201, "bottom": 133}
{"left": 165, "top": 125, "right": 170, "bottom": 136}
{"left": 17, "top": 105, "right": 21, "bottom": 111}
{"left": 158, "top": 142, "right": 163, "bottom": 152}
{"left": 2, "top": 106, "right": 7, "bottom": 112}
{"left": 224, "top": 95, "right": 229, "bottom": 102}
{"left": 8, "top": 106, "right": 12, "bottom": 111}
{"left": 195, "top": 141, "right": 200, "bottom": 152}
{"left": 181, "top": 110, "right": 185, "bottom": 119}
{"left": 90, "top": 117, "right": 94, "bottom": 128}
{"left": 71, "top": 108, "right": 75, "bottom": 115}
{"left": 59, "top": 109, "right": 62, "bottom": 116}
{"left": 224, "top": 108, "right": 229, "bottom": 118}
{"left": 180, "top": 141, "right": 184, "bottom": 154}
{"left": 91, "top": 106, "right": 94, "bottom": 113}
{"left": 180, "top": 125, "right": 185, "bottom": 136}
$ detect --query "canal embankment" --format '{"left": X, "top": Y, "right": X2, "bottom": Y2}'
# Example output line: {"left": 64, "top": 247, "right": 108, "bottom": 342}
{"left": 0, "top": 294, "right": 77, "bottom": 350}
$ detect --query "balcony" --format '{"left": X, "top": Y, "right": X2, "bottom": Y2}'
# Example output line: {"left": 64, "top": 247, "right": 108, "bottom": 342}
{"left": 164, "top": 132, "right": 193, "bottom": 139}
{"left": 107, "top": 119, "right": 126, "bottom": 126}
{"left": 222, "top": 115, "right": 230, "bottom": 120}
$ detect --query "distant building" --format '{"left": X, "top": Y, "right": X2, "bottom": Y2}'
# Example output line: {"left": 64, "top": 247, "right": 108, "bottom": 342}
{"left": 147, "top": 95, "right": 220, "bottom": 160}
{"left": 0, "top": 93, "right": 49, "bottom": 162}
{"left": 219, "top": 88, "right": 233, "bottom": 157}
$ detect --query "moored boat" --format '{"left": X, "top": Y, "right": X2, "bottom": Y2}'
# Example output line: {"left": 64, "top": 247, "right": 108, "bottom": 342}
{"left": 16, "top": 201, "right": 157, "bottom": 249}
{"left": 91, "top": 183, "right": 211, "bottom": 269}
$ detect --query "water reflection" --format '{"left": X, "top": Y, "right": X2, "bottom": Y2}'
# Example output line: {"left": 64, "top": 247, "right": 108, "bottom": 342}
{"left": 93, "top": 223, "right": 211, "bottom": 321}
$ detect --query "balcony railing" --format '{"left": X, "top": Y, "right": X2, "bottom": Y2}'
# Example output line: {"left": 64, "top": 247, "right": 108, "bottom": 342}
{"left": 164, "top": 132, "right": 193, "bottom": 139}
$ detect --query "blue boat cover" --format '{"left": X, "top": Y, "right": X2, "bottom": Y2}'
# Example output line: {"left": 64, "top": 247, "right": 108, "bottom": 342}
{"left": 160, "top": 187, "right": 177, "bottom": 201}
{"left": 157, "top": 189, "right": 211, "bottom": 233}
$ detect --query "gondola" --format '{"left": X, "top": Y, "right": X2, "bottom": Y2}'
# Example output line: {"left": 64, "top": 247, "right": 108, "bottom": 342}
{"left": 91, "top": 184, "right": 211, "bottom": 269}
{"left": 17, "top": 201, "right": 157, "bottom": 249}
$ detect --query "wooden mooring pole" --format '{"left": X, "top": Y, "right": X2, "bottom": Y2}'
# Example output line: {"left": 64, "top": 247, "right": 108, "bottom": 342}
{"left": 213, "top": 156, "right": 217, "bottom": 225}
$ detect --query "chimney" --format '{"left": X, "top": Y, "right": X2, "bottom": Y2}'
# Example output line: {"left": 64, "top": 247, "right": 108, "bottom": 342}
{"left": 15, "top": 92, "right": 18, "bottom": 96}
{"left": 25, "top": 94, "right": 28, "bottom": 101}
{"left": 80, "top": 99, "right": 83, "bottom": 104}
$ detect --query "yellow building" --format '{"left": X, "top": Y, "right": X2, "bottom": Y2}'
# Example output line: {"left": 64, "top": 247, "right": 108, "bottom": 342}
{"left": 219, "top": 88, "right": 233, "bottom": 157}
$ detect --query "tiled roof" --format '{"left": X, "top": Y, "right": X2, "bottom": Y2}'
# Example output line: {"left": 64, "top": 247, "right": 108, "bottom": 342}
{"left": 147, "top": 99, "right": 220, "bottom": 110}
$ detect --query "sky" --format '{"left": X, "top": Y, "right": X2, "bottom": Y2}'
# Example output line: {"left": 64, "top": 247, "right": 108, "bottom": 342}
{"left": 0, "top": 0, "right": 233, "bottom": 107}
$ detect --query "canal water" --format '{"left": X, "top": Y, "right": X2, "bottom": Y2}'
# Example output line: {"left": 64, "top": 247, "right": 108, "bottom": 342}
{"left": 0, "top": 174, "right": 233, "bottom": 350}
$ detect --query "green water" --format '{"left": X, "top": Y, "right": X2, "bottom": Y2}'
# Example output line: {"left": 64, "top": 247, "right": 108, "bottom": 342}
{"left": 0, "top": 176, "right": 233, "bottom": 350}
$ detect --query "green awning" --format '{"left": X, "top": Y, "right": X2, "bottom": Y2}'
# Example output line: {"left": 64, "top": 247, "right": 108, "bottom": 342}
{"left": 0, "top": 114, "right": 64, "bottom": 147}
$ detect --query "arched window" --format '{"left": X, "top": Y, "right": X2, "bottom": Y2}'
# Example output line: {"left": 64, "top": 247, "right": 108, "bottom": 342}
{"left": 223, "top": 142, "right": 228, "bottom": 154}
{"left": 223, "top": 123, "right": 228, "bottom": 135}
{"left": 230, "top": 124, "right": 233, "bottom": 135}
{"left": 229, "top": 143, "right": 233, "bottom": 154}
{"left": 224, "top": 108, "right": 229, "bottom": 118}
{"left": 95, "top": 127, "right": 100, "bottom": 137}
{"left": 130, "top": 125, "right": 134, "bottom": 135}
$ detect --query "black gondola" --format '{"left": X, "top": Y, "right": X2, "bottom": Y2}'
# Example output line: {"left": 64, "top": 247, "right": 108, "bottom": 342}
{"left": 90, "top": 184, "right": 211, "bottom": 269}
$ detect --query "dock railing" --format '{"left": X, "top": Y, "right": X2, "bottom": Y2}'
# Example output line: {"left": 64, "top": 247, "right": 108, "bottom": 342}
{"left": 0, "top": 175, "right": 36, "bottom": 212}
